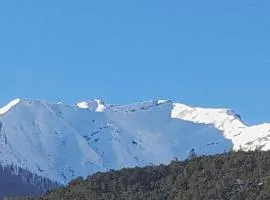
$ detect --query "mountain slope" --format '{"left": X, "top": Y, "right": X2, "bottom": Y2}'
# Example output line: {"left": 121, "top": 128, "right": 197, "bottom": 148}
{"left": 0, "top": 98, "right": 269, "bottom": 185}
{"left": 172, "top": 103, "right": 270, "bottom": 151}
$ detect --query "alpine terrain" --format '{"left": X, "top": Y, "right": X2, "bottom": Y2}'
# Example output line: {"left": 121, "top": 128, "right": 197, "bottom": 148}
{"left": 0, "top": 98, "right": 270, "bottom": 191}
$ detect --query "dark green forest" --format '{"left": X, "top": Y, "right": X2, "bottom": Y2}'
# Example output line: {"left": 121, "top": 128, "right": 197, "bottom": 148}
{"left": 8, "top": 150, "right": 270, "bottom": 200}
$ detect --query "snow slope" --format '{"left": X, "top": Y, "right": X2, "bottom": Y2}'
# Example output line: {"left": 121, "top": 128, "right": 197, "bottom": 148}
{"left": 0, "top": 98, "right": 269, "bottom": 184}
{"left": 172, "top": 103, "right": 270, "bottom": 151}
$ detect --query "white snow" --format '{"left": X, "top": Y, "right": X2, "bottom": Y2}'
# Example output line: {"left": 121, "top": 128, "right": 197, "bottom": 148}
{"left": 0, "top": 98, "right": 269, "bottom": 185}
{"left": 95, "top": 99, "right": 106, "bottom": 112}
{"left": 0, "top": 99, "right": 21, "bottom": 115}
{"left": 77, "top": 101, "right": 91, "bottom": 109}
{"left": 172, "top": 103, "right": 270, "bottom": 151}
{"left": 77, "top": 99, "right": 106, "bottom": 112}
{"left": 157, "top": 99, "right": 170, "bottom": 104}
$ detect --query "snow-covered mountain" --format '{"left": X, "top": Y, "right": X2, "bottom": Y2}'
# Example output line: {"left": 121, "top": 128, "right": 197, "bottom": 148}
{"left": 0, "top": 98, "right": 269, "bottom": 185}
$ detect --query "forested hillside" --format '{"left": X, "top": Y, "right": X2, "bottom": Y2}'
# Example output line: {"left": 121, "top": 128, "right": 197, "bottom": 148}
{"left": 0, "top": 164, "right": 58, "bottom": 198}
{"left": 8, "top": 150, "right": 270, "bottom": 200}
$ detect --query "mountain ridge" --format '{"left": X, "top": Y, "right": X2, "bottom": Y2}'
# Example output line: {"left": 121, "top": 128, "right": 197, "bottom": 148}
{"left": 0, "top": 98, "right": 269, "bottom": 186}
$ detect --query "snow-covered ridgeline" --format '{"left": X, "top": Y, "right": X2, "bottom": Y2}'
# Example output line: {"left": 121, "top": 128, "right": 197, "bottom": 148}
{"left": 0, "top": 98, "right": 269, "bottom": 185}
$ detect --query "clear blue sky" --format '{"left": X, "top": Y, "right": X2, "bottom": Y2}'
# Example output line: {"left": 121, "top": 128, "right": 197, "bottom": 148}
{"left": 0, "top": 0, "right": 269, "bottom": 124}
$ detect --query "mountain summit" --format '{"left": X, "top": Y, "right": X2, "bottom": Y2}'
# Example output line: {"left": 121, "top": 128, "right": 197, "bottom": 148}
{"left": 0, "top": 98, "right": 269, "bottom": 185}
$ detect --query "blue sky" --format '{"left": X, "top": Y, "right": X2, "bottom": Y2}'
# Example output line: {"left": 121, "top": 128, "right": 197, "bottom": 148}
{"left": 0, "top": 0, "right": 269, "bottom": 124}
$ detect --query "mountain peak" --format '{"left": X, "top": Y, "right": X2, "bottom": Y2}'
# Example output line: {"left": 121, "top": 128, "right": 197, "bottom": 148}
{"left": 0, "top": 98, "right": 270, "bottom": 185}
